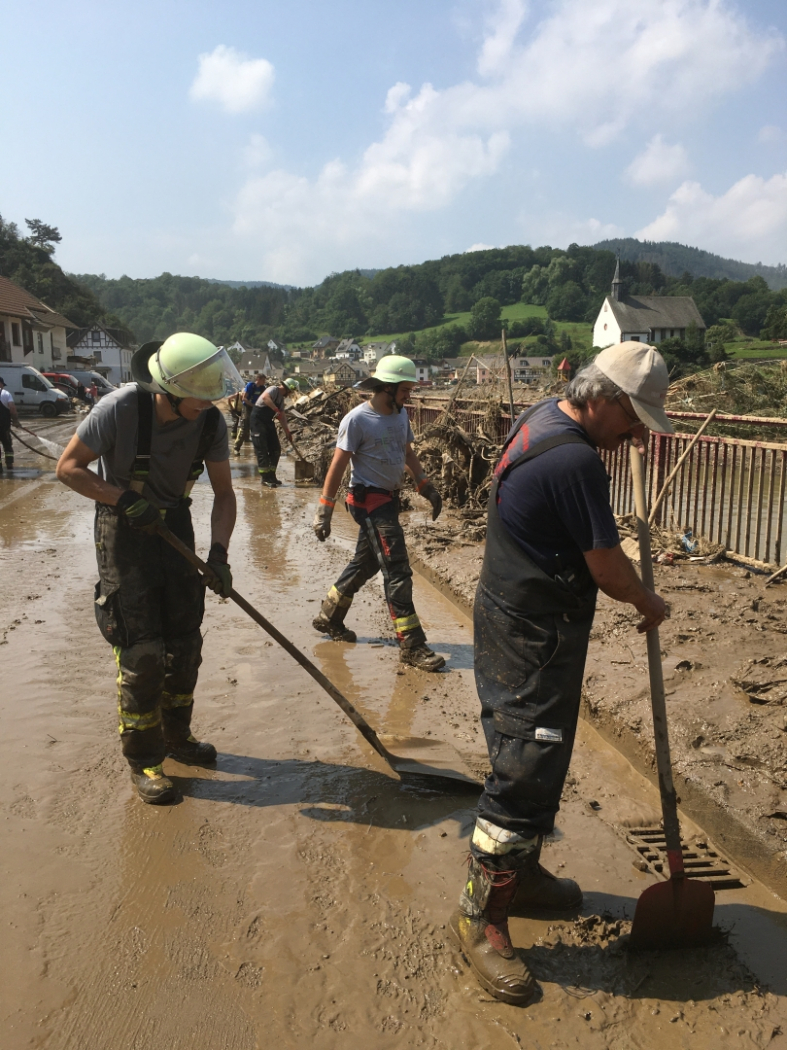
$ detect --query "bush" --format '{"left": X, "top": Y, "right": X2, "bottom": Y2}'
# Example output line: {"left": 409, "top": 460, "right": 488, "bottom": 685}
{"left": 468, "top": 297, "right": 502, "bottom": 341}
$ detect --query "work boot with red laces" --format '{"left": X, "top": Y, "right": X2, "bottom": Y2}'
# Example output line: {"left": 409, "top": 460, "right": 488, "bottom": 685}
{"left": 449, "top": 853, "right": 539, "bottom": 1006}
{"left": 509, "top": 835, "right": 582, "bottom": 914}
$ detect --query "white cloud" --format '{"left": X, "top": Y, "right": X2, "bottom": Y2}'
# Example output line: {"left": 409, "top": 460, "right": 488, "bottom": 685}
{"left": 229, "top": 0, "right": 783, "bottom": 281}
{"left": 758, "top": 125, "right": 785, "bottom": 145}
{"left": 190, "top": 45, "right": 274, "bottom": 114}
{"left": 625, "top": 135, "right": 690, "bottom": 187}
{"left": 466, "top": 243, "right": 496, "bottom": 253}
{"left": 243, "top": 133, "right": 272, "bottom": 169}
{"left": 636, "top": 171, "right": 787, "bottom": 264}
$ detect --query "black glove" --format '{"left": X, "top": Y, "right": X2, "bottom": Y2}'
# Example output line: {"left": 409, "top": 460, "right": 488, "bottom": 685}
{"left": 419, "top": 480, "right": 443, "bottom": 522}
{"left": 116, "top": 490, "right": 161, "bottom": 533}
{"left": 313, "top": 498, "right": 334, "bottom": 542}
{"left": 206, "top": 543, "right": 232, "bottom": 597}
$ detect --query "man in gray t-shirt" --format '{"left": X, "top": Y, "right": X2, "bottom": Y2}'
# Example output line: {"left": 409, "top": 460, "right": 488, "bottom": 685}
{"left": 310, "top": 356, "right": 446, "bottom": 673}
{"left": 57, "top": 333, "right": 241, "bottom": 806}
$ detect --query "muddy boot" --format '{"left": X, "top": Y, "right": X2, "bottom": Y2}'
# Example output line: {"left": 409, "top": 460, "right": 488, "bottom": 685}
{"left": 313, "top": 586, "right": 357, "bottom": 642}
{"left": 261, "top": 471, "right": 278, "bottom": 488}
{"left": 167, "top": 734, "right": 218, "bottom": 765}
{"left": 130, "top": 764, "right": 177, "bottom": 805}
{"left": 449, "top": 851, "right": 538, "bottom": 1006}
{"left": 510, "top": 835, "right": 582, "bottom": 914}
{"left": 399, "top": 644, "right": 445, "bottom": 672}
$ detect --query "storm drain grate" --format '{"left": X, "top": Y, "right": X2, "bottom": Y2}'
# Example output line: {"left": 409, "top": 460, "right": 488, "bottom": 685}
{"left": 626, "top": 827, "right": 747, "bottom": 890}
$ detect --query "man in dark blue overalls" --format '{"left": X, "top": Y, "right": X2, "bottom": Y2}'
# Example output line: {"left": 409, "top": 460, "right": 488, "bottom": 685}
{"left": 451, "top": 342, "right": 671, "bottom": 1005}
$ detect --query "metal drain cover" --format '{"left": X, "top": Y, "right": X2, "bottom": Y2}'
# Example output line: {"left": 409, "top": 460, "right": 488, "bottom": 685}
{"left": 626, "top": 827, "right": 747, "bottom": 889}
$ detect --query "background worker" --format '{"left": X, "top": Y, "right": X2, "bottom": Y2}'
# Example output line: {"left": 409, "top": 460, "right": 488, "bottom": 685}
{"left": 311, "top": 355, "right": 445, "bottom": 672}
{"left": 234, "top": 372, "right": 266, "bottom": 454}
{"left": 251, "top": 377, "right": 299, "bottom": 487}
{"left": 0, "top": 376, "right": 19, "bottom": 471}
{"left": 228, "top": 389, "right": 244, "bottom": 443}
{"left": 451, "top": 342, "right": 670, "bottom": 1006}
{"left": 56, "top": 332, "right": 243, "bottom": 805}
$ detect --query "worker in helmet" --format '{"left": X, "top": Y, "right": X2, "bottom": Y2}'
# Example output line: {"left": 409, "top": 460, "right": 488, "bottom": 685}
{"left": 312, "top": 356, "right": 445, "bottom": 672}
{"left": 56, "top": 333, "right": 243, "bottom": 805}
{"left": 250, "top": 377, "right": 299, "bottom": 487}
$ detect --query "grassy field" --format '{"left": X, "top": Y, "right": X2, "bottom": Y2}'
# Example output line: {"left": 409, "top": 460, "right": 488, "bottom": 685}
{"left": 726, "top": 341, "right": 787, "bottom": 361}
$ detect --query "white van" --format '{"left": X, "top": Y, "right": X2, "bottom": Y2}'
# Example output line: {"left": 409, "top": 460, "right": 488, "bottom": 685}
{"left": 0, "top": 363, "right": 70, "bottom": 417}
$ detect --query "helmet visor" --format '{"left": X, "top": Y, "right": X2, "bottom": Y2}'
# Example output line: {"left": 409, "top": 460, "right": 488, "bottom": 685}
{"left": 156, "top": 347, "right": 244, "bottom": 401}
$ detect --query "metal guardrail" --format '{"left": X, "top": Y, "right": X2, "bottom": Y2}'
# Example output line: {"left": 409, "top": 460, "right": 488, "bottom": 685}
{"left": 407, "top": 396, "right": 787, "bottom": 569}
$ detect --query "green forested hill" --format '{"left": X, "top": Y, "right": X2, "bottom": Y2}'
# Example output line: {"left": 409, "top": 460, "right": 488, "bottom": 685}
{"left": 594, "top": 238, "right": 787, "bottom": 290}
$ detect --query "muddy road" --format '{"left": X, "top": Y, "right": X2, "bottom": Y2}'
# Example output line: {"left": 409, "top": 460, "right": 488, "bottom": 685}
{"left": 1, "top": 425, "right": 787, "bottom": 1050}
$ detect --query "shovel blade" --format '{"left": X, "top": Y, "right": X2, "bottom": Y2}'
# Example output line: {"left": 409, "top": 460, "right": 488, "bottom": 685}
{"left": 294, "top": 460, "right": 315, "bottom": 481}
{"left": 629, "top": 876, "right": 715, "bottom": 950}
{"left": 378, "top": 734, "right": 482, "bottom": 791}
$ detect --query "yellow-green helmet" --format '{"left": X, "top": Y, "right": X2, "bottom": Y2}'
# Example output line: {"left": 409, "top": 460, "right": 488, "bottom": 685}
{"left": 131, "top": 333, "right": 244, "bottom": 400}
{"left": 284, "top": 378, "right": 299, "bottom": 391}
{"left": 356, "top": 354, "right": 417, "bottom": 390}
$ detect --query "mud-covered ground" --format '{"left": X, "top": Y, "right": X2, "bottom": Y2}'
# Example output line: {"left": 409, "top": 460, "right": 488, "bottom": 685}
{"left": 1, "top": 419, "right": 787, "bottom": 1050}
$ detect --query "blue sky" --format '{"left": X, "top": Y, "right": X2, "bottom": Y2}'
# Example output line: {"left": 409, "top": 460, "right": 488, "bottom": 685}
{"left": 1, "top": 0, "right": 786, "bottom": 285}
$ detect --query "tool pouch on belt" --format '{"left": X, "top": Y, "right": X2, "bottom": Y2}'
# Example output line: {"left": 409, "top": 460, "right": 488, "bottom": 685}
{"left": 94, "top": 580, "right": 127, "bottom": 646}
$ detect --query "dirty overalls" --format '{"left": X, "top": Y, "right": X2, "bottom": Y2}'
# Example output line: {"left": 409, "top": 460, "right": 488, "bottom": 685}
{"left": 93, "top": 390, "right": 220, "bottom": 773}
{"left": 473, "top": 411, "right": 598, "bottom": 842}
{"left": 321, "top": 487, "right": 427, "bottom": 650}
{"left": 0, "top": 395, "right": 14, "bottom": 469}
{"left": 250, "top": 390, "right": 282, "bottom": 483}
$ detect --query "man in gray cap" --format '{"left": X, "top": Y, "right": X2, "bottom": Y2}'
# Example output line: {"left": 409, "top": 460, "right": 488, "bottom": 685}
{"left": 451, "top": 341, "right": 670, "bottom": 1006}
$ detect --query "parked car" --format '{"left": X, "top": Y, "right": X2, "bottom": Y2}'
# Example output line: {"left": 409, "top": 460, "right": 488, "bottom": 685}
{"left": 0, "top": 363, "right": 70, "bottom": 416}
{"left": 42, "top": 372, "right": 84, "bottom": 400}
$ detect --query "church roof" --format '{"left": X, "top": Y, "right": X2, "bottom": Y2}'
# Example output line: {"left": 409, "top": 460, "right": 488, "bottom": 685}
{"left": 607, "top": 295, "right": 705, "bottom": 330}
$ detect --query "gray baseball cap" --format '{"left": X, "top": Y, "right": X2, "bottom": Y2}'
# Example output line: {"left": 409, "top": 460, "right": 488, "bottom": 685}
{"left": 594, "top": 341, "right": 674, "bottom": 434}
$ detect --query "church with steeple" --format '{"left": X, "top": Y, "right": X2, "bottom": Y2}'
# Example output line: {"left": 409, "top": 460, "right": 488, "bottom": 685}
{"left": 592, "top": 258, "right": 706, "bottom": 349}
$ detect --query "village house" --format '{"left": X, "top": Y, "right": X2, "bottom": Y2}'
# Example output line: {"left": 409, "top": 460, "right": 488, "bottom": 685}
{"left": 323, "top": 360, "right": 368, "bottom": 387}
{"left": 67, "top": 324, "right": 135, "bottom": 386}
{"left": 593, "top": 260, "right": 706, "bottom": 348}
{"left": 412, "top": 359, "right": 436, "bottom": 384}
{"left": 231, "top": 346, "right": 275, "bottom": 379}
{"left": 0, "top": 275, "right": 76, "bottom": 371}
{"left": 362, "top": 341, "right": 396, "bottom": 366}
{"left": 474, "top": 353, "right": 554, "bottom": 385}
{"left": 267, "top": 338, "right": 288, "bottom": 357}
{"left": 292, "top": 359, "right": 326, "bottom": 384}
{"left": 312, "top": 335, "right": 340, "bottom": 358}
{"left": 334, "top": 338, "right": 362, "bottom": 361}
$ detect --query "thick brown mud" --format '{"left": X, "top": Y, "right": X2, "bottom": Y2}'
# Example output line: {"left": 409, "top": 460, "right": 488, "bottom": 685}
{"left": 1, "top": 428, "right": 787, "bottom": 1049}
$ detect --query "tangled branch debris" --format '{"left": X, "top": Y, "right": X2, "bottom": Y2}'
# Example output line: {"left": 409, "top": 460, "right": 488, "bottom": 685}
{"left": 288, "top": 387, "right": 362, "bottom": 484}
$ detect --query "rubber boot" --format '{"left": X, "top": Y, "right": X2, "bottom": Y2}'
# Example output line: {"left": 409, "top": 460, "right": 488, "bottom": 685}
{"left": 313, "top": 586, "right": 357, "bottom": 642}
{"left": 399, "top": 644, "right": 445, "bottom": 672}
{"left": 449, "top": 853, "right": 539, "bottom": 1006}
{"left": 509, "top": 835, "right": 582, "bottom": 914}
{"left": 167, "top": 734, "right": 218, "bottom": 765}
{"left": 130, "top": 764, "right": 177, "bottom": 805}
{"left": 261, "top": 471, "right": 278, "bottom": 488}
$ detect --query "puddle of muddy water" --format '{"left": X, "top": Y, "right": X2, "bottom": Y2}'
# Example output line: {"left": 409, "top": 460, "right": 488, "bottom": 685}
{"left": 1, "top": 456, "right": 787, "bottom": 1050}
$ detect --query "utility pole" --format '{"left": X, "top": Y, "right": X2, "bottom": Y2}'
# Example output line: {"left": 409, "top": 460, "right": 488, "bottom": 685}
{"left": 502, "top": 328, "right": 515, "bottom": 426}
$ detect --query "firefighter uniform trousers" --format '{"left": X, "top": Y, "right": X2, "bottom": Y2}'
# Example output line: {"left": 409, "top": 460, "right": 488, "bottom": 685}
{"left": 249, "top": 405, "right": 281, "bottom": 477}
{"left": 93, "top": 501, "right": 205, "bottom": 771}
{"left": 333, "top": 500, "right": 426, "bottom": 650}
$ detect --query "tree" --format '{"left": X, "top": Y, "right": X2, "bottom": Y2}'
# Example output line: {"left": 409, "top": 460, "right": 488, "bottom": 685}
{"left": 546, "top": 280, "right": 587, "bottom": 322}
{"left": 25, "top": 218, "right": 62, "bottom": 254}
{"left": 468, "top": 297, "right": 502, "bottom": 341}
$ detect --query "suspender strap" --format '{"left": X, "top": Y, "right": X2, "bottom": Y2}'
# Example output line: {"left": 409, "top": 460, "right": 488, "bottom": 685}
{"left": 183, "top": 406, "right": 220, "bottom": 495}
{"left": 129, "top": 387, "right": 153, "bottom": 493}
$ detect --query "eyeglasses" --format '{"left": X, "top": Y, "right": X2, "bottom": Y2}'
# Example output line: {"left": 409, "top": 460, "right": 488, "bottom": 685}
{"left": 614, "top": 393, "right": 644, "bottom": 428}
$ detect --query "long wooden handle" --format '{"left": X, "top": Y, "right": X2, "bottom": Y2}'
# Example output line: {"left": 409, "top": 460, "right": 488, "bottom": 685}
{"left": 286, "top": 433, "right": 309, "bottom": 462}
{"left": 156, "top": 523, "right": 394, "bottom": 765}
{"left": 629, "top": 443, "right": 684, "bottom": 875}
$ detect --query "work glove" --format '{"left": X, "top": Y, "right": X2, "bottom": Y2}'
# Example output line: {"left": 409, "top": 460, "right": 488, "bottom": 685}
{"left": 206, "top": 542, "right": 232, "bottom": 597}
{"left": 418, "top": 480, "right": 443, "bottom": 521}
{"left": 116, "top": 490, "right": 161, "bottom": 534}
{"left": 313, "top": 498, "right": 335, "bottom": 542}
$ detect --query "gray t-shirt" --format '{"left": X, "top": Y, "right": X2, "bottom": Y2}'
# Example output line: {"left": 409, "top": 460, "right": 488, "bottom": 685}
{"left": 337, "top": 401, "right": 414, "bottom": 490}
{"left": 255, "top": 385, "right": 284, "bottom": 410}
{"left": 77, "top": 385, "right": 229, "bottom": 508}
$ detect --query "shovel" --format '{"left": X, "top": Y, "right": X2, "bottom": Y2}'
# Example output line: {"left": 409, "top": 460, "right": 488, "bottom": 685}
{"left": 157, "top": 523, "right": 479, "bottom": 791}
{"left": 286, "top": 433, "right": 315, "bottom": 482}
{"left": 628, "top": 442, "right": 715, "bottom": 949}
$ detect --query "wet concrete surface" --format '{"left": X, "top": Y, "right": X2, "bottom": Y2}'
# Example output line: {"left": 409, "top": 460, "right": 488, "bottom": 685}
{"left": 1, "top": 428, "right": 787, "bottom": 1049}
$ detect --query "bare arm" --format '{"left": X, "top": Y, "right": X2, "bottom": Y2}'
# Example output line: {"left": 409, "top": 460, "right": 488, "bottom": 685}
{"left": 56, "top": 434, "right": 125, "bottom": 505}
{"left": 404, "top": 443, "right": 426, "bottom": 481}
{"left": 321, "top": 447, "right": 353, "bottom": 501}
{"left": 584, "top": 544, "right": 667, "bottom": 633}
{"left": 205, "top": 458, "right": 236, "bottom": 550}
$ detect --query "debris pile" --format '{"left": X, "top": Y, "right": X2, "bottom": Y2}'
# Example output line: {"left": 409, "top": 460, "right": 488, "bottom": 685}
{"left": 615, "top": 513, "right": 726, "bottom": 565}
{"left": 288, "top": 387, "right": 362, "bottom": 484}
{"left": 667, "top": 361, "right": 787, "bottom": 432}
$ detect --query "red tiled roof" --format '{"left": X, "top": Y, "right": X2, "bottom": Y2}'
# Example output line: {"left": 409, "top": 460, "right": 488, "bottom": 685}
{"left": 0, "top": 276, "right": 77, "bottom": 329}
{"left": 557, "top": 357, "right": 571, "bottom": 370}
